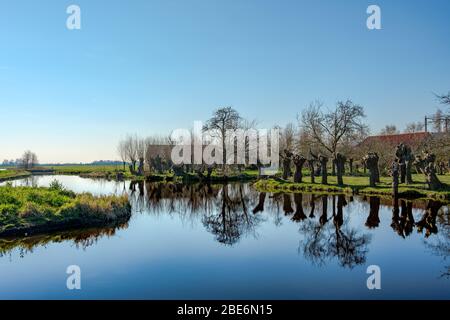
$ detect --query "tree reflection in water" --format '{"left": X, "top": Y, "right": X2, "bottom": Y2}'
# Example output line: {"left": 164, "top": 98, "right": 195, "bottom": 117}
{"left": 292, "top": 193, "right": 307, "bottom": 222}
{"left": 419, "top": 202, "right": 449, "bottom": 278}
{"left": 391, "top": 198, "right": 415, "bottom": 237}
{"left": 366, "top": 197, "right": 380, "bottom": 229}
{"left": 0, "top": 181, "right": 448, "bottom": 273}
{"left": 202, "top": 184, "right": 263, "bottom": 245}
{"left": 298, "top": 194, "right": 371, "bottom": 268}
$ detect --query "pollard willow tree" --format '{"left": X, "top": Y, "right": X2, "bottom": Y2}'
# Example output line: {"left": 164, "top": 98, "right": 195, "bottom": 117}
{"left": 300, "top": 100, "right": 368, "bottom": 185}
{"left": 293, "top": 154, "right": 306, "bottom": 183}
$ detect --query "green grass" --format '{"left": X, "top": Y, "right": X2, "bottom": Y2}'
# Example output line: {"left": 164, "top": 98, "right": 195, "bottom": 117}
{"left": 45, "top": 165, "right": 136, "bottom": 179}
{"left": 0, "top": 182, "right": 131, "bottom": 237}
{"left": 48, "top": 165, "right": 126, "bottom": 173}
{"left": 176, "top": 169, "right": 259, "bottom": 182}
{"left": 8, "top": 165, "right": 260, "bottom": 182}
{"left": 0, "top": 169, "right": 31, "bottom": 182}
{"left": 254, "top": 174, "right": 450, "bottom": 202}
{"left": 48, "top": 165, "right": 173, "bottom": 180}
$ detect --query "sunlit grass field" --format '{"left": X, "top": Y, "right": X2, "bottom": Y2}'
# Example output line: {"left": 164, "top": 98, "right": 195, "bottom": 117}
{"left": 255, "top": 173, "right": 450, "bottom": 202}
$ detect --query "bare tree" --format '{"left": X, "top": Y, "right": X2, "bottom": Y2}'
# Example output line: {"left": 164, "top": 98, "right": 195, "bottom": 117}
{"left": 404, "top": 122, "right": 424, "bottom": 133}
{"left": 300, "top": 100, "right": 367, "bottom": 157}
{"left": 136, "top": 138, "right": 146, "bottom": 176}
{"left": 280, "top": 123, "right": 296, "bottom": 153}
{"left": 117, "top": 140, "right": 128, "bottom": 170}
{"left": 380, "top": 125, "right": 399, "bottom": 135}
{"left": 20, "top": 150, "right": 38, "bottom": 169}
{"left": 436, "top": 92, "right": 450, "bottom": 106}
{"left": 123, "top": 135, "right": 138, "bottom": 173}
{"left": 300, "top": 100, "right": 367, "bottom": 183}
{"left": 433, "top": 109, "right": 444, "bottom": 133}
{"left": 203, "top": 107, "right": 242, "bottom": 170}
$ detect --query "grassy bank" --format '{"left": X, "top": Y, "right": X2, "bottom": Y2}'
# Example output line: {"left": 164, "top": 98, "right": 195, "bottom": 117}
{"left": 4, "top": 165, "right": 260, "bottom": 183}
{"left": 177, "top": 169, "right": 259, "bottom": 182}
{"left": 0, "top": 182, "right": 131, "bottom": 237}
{"left": 48, "top": 165, "right": 135, "bottom": 179}
{"left": 52, "top": 165, "right": 260, "bottom": 182}
{"left": 254, "top": 174, "right": 450, "bottom": 202}
{"left": 0, "top": 169, "right": 31, "bottom": 182}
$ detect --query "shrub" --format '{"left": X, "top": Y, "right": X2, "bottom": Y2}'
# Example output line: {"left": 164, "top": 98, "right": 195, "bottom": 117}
{"left": 49, "top": 179, "right": 65, "bottom": 192}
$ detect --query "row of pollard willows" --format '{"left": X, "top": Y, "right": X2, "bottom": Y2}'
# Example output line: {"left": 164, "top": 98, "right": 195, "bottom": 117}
{"left": 279, "top": 143, "right": 447, "bottom": 193}
{"left": 365, "top": 143, "right": 447, "bottom": 196}
{"left": 279, "top": 149, "right": 352, "bottom": 186}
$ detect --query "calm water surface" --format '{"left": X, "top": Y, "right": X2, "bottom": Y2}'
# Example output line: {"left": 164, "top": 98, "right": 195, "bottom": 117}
{"left": 0, "top": 175, "right": 449, "bottom": 299}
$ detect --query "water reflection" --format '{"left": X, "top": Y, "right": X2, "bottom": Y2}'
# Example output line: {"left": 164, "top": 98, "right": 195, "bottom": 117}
{"left": 0, "top": 220, "right": 130, "bottom": 259}
{"left": 366, "top": 197, "right": 380, "bottom": 229}
{"left": 125, "top": 182, "right": 448, "bottom": 273}
{"left": 298, "top": 194, "right": 371, "bottom": 268}
{"left": 1, "top": 179, "right": 449, "bottom": 276}
{"left": 202, "top": 184, "right": 262, "bottom": 245}
{"left": 424, "top": 205, "right": 450, "bottom": 278}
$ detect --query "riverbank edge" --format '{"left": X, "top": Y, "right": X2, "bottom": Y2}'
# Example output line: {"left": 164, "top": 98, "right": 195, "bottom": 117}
{"left": 0, "top": 212, "right": 131, "bottom": 238}
{"left": 30, "top": 170, "right": 259, "bottom": 183}
{"left": 0, "top": 172, "right": 32, "bottom": 183}
{"left": 0, "top": 188, "right": 132, "bottom": 237}
{"left": 253, "top": 179, "right": 450, "bottom": 203}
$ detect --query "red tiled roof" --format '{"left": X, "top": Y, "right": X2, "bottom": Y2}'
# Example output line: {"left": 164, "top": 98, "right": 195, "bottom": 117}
{"left": 360, "top": 132, "right": 431, "bottom": 146}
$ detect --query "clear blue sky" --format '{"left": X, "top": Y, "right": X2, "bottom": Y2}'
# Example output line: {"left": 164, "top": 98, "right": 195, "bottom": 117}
{"left": 1, "top": 0, "right": 449, "bottom": 163}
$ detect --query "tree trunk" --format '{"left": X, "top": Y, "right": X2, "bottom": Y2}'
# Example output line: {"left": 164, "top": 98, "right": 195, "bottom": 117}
{"left": 335, "top": 153, "right": 345, "bottom": 186}
{"left": 331, "top": 159, "right": 336, "bottom": 176}
{"left": 405, "top": 160, "right": 413, "bottom": 184}
{"left": 425, "top": 164, "right": 443, "bottom": 190}
{"left": 375, "top": 163, "right": 380, "bottom": 183}
{"left": 293, "top": 156, "right": 306, "bottom": 183}
{"left": 369, "top": 169, "right": 376, "bottom": 187}
{"left": 319, "top": 155, "right": 328, "bottom": 185}
{"left": 222, "top": 133, "right": 227, "bottom": 176}
{"left": 294, "top": 165, "right": 303, "bottom": 183}
{"left": 392, "top": 161, "right": 399, "bottom": 197}
{"left": 364, "top": 153, "right": 379, "bottom": 187}
{"left": 282, "top": 151, "right": 292, "bottom": 180}
{"left": 308, "top": 160, "right": 315, "bottom": 183}
{"left": 137, "top": 158, "right": 145, "bottom": 176}
{"left": 400, "top": 161, "right": 406, "bottom": 184}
